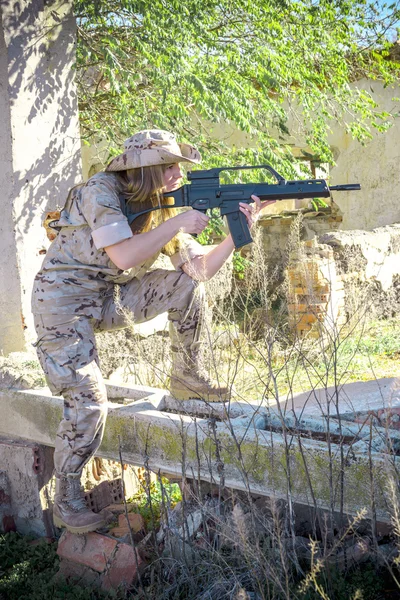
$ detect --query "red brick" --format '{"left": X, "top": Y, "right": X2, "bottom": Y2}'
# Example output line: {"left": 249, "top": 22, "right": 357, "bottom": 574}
{"left": 287, "top": 303, "right": 327, "bottom": 313}
{"left": 109, "top": 526, "right": 129, "bottom": 538}
{"left": 297, "top": 314, "right": 319, "bottom": 325}
{"left": 58, "top": 558, "right": 101, "bottom": 587}
{"left": 108, "top": 503, "right": 129, "bottom": 514}
{"left": 2, "top": 515, "right": 16, "bottom": 533}
{"left": 110, "top": 513, "right": 145, "bottom": 538}
{"left": 118, "top": 512, "right": 145, "bottom": 532}
{"left": 57, "top": 531, "right": 117, "bottom": 572}
{"left": 101, "top": 542, "right": 145, "bottom": 591}
{"left": 295, "top": 322, "right": 314, "bottom": 331}
{"left": 29, "top": 537, "right": 54, "bottom": 546}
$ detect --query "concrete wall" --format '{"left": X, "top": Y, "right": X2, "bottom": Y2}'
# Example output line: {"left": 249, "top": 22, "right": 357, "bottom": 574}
{"left": 2, "top": 384, "right": 400, "bottom": 523}
{"left": 0, "top": 0, "right": 82, "bottom": 354}
{"left": 285, "top": 78, "right": 400, "bottom": 231}
{"left": 329, "top": 79, "right": 400, "bottom": 231}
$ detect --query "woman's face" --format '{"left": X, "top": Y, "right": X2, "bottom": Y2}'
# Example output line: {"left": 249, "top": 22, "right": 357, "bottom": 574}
{"left": 163, "top": 163, "right": 183, "bottom": 192}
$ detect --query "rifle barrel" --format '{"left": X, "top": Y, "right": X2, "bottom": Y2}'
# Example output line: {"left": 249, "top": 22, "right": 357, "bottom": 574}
{"left": 329, "top": 184, "right": 361, "bottom": 191}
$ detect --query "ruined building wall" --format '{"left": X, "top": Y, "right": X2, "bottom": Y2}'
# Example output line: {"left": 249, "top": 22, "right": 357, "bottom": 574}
{"left": 286, "top": 224, "right": 400, "bottom": 337}
{"left": 321, "top": 226, "right": 400, "bottom": 319}
{"left": 259, "top": 206, "right": 343, "bottom": 280}
{"left": 328, "top": 79, "right": 400, "bottom": 232}
{"left": 0, "top": 0, "right": 82, "bottom": 354}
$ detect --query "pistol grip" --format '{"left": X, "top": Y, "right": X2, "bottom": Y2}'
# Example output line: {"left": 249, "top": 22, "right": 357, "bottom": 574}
{"left": 226, "top": 211, "right": 253, "bottom": 249}
{"left": 192, "top": 208, "right": 208, "bottom": 239}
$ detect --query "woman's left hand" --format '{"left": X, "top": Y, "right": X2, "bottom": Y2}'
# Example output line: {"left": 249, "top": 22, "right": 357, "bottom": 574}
{"left": 239, "top": 195, "right": 276, "bottom": 229}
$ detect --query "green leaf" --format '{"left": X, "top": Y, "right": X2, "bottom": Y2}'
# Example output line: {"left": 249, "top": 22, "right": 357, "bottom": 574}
{"left": 73, "top": 0, "right": 400, "bottom": 169}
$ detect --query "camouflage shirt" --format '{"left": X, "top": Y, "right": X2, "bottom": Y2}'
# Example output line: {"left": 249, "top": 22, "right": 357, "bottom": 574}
{"left": 32, "top": 172, "right": 205, "bottom": 318}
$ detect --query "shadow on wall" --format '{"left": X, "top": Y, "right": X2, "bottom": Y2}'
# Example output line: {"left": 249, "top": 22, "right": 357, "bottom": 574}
{"left": 1, "top": 0, "right": 81, "bottom": 236}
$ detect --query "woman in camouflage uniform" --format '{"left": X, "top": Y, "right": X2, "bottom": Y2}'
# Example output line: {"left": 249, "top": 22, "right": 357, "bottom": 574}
{"left": 31, "top": 130, "right": 267, "bottom": 534}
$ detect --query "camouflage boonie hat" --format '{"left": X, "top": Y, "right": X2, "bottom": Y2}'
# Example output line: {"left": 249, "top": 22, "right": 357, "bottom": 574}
{"left": 105, "top": 129, "right": 201, "bottom": 172}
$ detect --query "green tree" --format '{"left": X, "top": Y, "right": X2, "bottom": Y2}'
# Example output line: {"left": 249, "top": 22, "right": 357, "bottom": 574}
{"left": 74, "top": 0, "right": 400, "bottom": 171}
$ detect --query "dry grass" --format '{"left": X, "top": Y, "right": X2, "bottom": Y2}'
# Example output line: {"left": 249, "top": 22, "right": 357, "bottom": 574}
{"left": 91, "top": 222, "right": 400, "bottom": 599}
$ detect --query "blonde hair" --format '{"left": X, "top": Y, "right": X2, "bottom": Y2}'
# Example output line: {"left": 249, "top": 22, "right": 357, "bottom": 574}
{"left": 116, "top": 164, "right": 179, "bottom": 256}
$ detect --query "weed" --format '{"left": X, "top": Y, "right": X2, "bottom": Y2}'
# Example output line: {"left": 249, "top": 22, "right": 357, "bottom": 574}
{"left": 0, "top": 532, "right": 112, "bottom": 599}
{"left": 298, "top": 562, "right": 389, "bottom": 600}
{"left": 8, "top": 217, "right": 400, "bottom": 600}
{"left": 128, "top": 476, "right": 182, "bottom": 530}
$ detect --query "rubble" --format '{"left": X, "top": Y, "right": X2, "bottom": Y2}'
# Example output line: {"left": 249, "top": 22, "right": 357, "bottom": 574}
{"left": 57, "top": 530, "right": 146, "bottom": 592}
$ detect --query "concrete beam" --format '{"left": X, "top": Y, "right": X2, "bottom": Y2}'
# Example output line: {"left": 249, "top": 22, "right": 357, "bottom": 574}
{"left": 1, "top": 382, "right": 399, "bottom": 522}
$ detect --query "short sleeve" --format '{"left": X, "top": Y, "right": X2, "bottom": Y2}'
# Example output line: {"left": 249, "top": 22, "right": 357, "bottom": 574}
{"left": 80, "top": 173, "right": 133, "bottom": 250}
{"left": 170, "top": 232, "right": 207, "bottom": 270}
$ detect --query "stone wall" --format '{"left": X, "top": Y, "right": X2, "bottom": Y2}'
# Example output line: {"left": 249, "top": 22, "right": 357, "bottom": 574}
{"left": 321, "top": 225, "right": 400, "bottom": 320}
{"left": 286, "top": 224, "right": 400, "bottom": 338}
{"left": 287, "top": 240, "right": 346, "bottom": 338}
{"left": 258, "top": 206, "right": 343, "bottom": 282}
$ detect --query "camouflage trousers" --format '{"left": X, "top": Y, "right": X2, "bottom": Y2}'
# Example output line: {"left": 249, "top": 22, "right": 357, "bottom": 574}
{"left": 33, "top": 269, "right": 204, "bottom": 475}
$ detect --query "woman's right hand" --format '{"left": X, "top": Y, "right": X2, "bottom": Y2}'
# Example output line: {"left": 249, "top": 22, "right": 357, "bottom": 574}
{"left": 105, "top": 209, "right": 210, "bottom": 271}
{"left": 173, "top": 210, "right": 210, "bottom": 235}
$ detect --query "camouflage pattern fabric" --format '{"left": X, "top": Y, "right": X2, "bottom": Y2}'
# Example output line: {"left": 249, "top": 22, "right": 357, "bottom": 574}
{"left": 33, "top": 270, "right": 203, "bottom": 475}
{"left": 32, "top": 170, "right": 207, "bottom": 475}
{"left": 32, "top": 172, "right": 205, "bottom": 319}
{"left": 105, "top": 129, "right": 201, "bottom": 172}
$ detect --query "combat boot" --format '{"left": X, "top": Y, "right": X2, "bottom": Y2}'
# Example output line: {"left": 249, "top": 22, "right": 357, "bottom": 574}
{"left": 170, "top": 352, "right": 231, "bottom": 402}
{"left": 53, "top": 473, "right": 105, "bottom": 534}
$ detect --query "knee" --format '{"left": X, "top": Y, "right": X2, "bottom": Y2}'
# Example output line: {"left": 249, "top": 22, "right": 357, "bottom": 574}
{"left": 63, "top": 383, "right": 108, "bottom": 427}
{"left": 74, "top": 360, "right": 106, "bottom": 394}
{"left": 178, "top": 272, "right": 205, "bottom": 301}
{"left": 63, "top": 364, "right": 108, "bottom": 414}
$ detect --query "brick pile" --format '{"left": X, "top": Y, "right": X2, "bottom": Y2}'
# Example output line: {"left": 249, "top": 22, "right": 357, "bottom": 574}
{"left": 287, "top": 239, "right": 346, "bottom": 338}
{"left": 259, "top": 208, "right": 343, "bottom": 282}
{"left": 57, "top": 530, "right": 145, "bottom": 592}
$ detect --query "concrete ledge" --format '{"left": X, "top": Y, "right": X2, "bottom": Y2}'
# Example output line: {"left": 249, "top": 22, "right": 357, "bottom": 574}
{"left": 1, "top": 383, "right": 400, "bottom": 522}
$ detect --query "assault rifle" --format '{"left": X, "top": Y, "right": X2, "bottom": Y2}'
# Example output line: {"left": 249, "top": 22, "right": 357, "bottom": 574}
{"left": 122, "top": 165, "right": 361, "bottom": 249}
